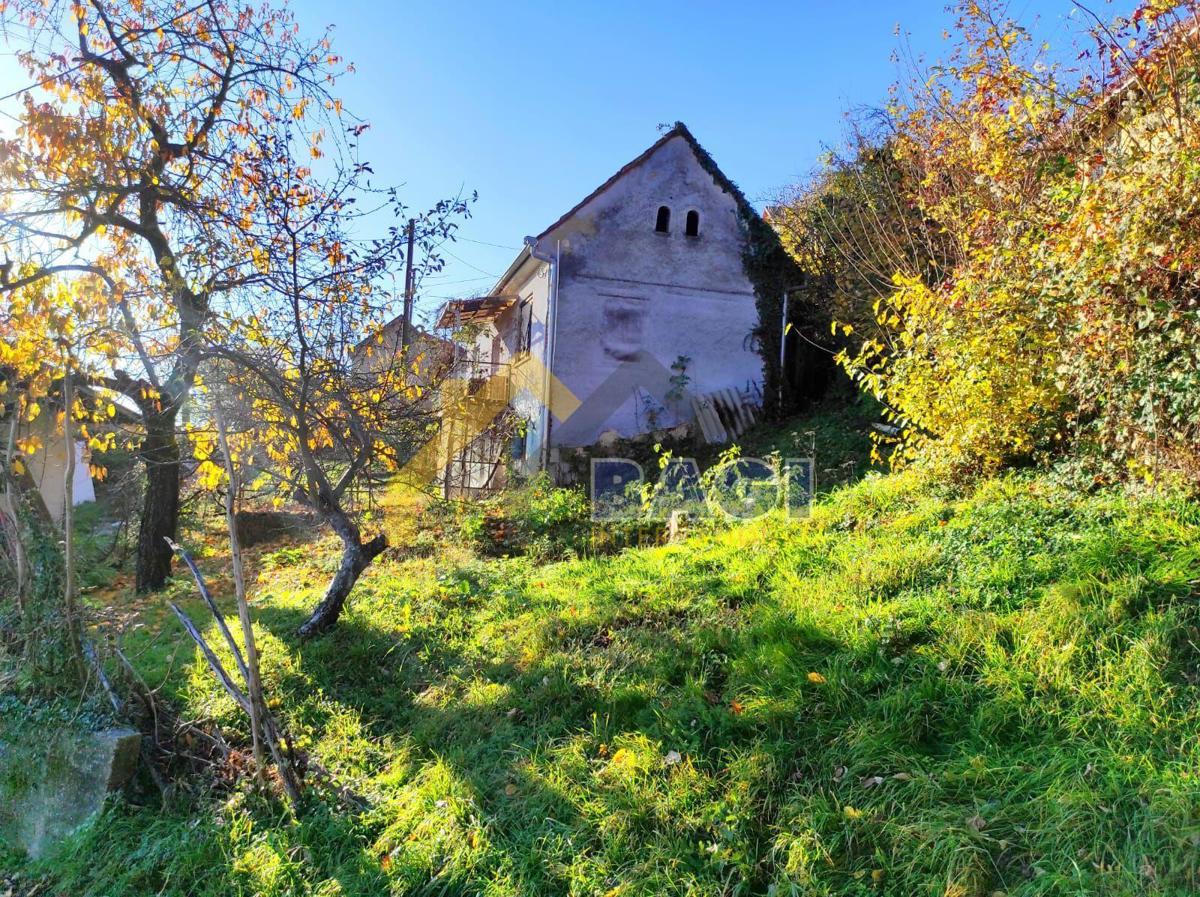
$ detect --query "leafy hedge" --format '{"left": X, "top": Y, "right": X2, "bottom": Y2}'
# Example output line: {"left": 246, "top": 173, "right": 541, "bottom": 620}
{"left": 783, "top": 2, "right": 1200, "bottom": 485}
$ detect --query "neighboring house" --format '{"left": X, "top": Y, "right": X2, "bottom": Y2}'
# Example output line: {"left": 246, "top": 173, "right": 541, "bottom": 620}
{"left": 1, "top": 385, "right": 138, "bottom": 526}
{"left": 434, "top": 122, "right": 794, "bottom": 493}
{"left": 21, "top": 407, "right": 94, "bottom": 525}
{"left": 351, "top": 317, "right": 459, "bottom": 388}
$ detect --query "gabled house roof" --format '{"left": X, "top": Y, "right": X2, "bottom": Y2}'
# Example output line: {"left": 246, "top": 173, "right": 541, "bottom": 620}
{"left": 434, "top": 121, "right": 770, "bottom": 330}
{"left": 0, "top": 367, "right": 141, "bottom": 425}
{"left": 532, "top": 121, "right": 761, "bottom": 243}
{"left": 351, "top": 317, "right": 455, "bottom": 358}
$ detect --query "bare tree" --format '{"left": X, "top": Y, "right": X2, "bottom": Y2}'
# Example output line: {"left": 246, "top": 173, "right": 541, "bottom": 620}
{"left": 197, "top": 116, "right": 468, "bottom": 637}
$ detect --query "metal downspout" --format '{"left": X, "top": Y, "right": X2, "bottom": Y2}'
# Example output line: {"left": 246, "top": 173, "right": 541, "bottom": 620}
{"left": 525, "top": 235, "right": 560, "bottom": 475}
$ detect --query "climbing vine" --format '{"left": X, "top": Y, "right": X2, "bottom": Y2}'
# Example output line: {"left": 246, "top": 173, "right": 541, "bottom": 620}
{"left": 674, "top": 123, "right": 832, "bottom": 418}
{"left": 0, "top": 455, "right": 77, "bottom": 696}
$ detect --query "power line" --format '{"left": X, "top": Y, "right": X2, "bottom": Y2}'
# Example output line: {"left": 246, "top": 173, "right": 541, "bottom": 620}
{"left": 420, "top": 274, "right": 493, "bottom": 286}
{"left": 456, "top": 236, "right": 522, "bottom": 251}
{"left": 440, "top": 248, "right": 499, "bottom": 278}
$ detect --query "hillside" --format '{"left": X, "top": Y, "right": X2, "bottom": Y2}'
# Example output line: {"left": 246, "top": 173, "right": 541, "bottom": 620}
{"left": 7, "top": 423, "right": 1200, "bottom": 896}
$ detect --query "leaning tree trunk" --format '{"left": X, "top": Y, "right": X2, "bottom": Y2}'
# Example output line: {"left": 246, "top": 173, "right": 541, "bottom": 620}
{"left": 297, "top": 507, "right": 387, "bottom": 639}
{"left": 135, "top": 409, "right": 181, "bottom": 593}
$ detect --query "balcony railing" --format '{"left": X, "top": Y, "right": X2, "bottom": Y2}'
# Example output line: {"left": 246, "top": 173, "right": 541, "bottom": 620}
{"left": 446, "top": 358, "right": 509, "bottom": 397}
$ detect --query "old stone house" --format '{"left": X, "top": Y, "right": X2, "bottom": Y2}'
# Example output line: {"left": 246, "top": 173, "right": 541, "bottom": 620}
{"left": 433, "top": 123, "right": 811, "bottom": 494}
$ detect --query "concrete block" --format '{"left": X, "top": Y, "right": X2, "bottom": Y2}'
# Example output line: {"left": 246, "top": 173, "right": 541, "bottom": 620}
{"left": 0, "top": 726, "right": 140, "bottom": 859}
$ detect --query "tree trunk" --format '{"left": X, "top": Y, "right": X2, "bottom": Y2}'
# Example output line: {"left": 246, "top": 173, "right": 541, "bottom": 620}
{"left": 2, "top": 406, "right": 28, "bottom": 610}
{"left": 61, "top": 369, "right": 86, "bottom": 681}
{"left": 296, "top": 517, "right": 387, "bottom": 639}
{"left": 214, "top": 406, "right": 267, "bottom": 778}
{"left": 135, "top": 410, "right": 181, "bottom": 593}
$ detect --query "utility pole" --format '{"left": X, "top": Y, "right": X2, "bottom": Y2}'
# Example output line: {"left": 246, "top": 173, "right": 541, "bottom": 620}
{"left": 779, "top": 288, "right": 789, "bottom": 413}
{"left": 401, "top": 218, "right": 416, "bottom": 351}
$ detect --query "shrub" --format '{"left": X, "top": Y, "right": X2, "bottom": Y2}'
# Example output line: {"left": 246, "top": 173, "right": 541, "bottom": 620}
{"left": 452, "top": 474, "right": 592, "bottom": 561}
{"left": 789, "top": 1, "right": 1200, "bottom": 484}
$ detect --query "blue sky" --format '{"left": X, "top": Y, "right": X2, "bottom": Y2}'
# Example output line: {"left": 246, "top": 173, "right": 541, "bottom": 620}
{"left": 0, "top": 1, "right": 1133, "bottom": 323}
{"left": 292, "top": 0, "right": 1128, "bottom": 323}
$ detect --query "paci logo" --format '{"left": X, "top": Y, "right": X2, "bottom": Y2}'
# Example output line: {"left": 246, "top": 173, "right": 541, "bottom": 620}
{"left": 590, "top": 456, "right": 813, "bottom": 522}
{"left": 401, "top": 344, "right": 808, "bottom": 515}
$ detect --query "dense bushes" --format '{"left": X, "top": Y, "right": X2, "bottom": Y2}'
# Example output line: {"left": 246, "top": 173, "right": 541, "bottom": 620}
{"left": 782, "top": 1, "right": 1200, "bottom": 483}
{"left": 441, "top": 474, "right": 594, "bottom": 561}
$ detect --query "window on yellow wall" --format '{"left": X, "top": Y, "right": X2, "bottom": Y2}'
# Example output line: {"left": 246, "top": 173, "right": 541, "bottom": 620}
{"left": 685, "top": 210, "right": 700, "bottom": 237}
{"left": 655, "top": 206, "right": 670, "bottom": 233}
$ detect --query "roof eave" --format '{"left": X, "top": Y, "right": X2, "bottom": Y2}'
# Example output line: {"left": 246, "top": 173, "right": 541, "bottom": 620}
{"left": 489, "top": 244, "right": 533, "bottom": 296}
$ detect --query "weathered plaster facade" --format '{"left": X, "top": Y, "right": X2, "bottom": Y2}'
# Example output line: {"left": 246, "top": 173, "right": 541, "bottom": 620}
{"left": 545, "top": 131, "right": 762, "bottom": 447}
{"left": 438, "top": 123, "right": 769, "bottom": 488}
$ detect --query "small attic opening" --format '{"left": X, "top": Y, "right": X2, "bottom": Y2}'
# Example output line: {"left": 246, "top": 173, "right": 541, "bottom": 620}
{"left": 685, "top": 210, "right": 700, "bottom": 237}
{"left": 655, "top": 206, "right": 671, "bottom": 233}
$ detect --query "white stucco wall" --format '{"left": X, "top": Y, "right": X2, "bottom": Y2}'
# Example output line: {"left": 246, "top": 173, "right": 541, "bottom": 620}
{"left": 455, "top": 254, "right": 552, "bottom": 479}
{"left": 499, "top": 258, "right": 552, "bottom": 475}
{"left": 24, "top": 414, "right": 95, "bottom": 524}
{"left": 543, "top": 133, "right": 763, "bottom": 448}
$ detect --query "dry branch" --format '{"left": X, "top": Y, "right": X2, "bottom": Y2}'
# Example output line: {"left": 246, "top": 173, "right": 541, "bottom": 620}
{"left": 165, "top": 537, "right": 302, "bottom": 806}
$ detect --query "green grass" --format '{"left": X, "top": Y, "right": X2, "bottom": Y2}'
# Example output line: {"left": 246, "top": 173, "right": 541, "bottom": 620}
{"left": 11, "top": 443, "right": 1200, "bottom": 895}
{"left": 699, "top": 396, "right": 881, "bottom": 497}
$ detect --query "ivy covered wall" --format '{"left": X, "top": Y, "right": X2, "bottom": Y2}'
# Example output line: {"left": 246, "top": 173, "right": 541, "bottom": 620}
{"left": 674, "top": 123, "right": 834, "bottom": 419}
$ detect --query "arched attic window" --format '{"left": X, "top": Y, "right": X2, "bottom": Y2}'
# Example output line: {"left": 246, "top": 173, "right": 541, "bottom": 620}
{"left": 655, "top": 206, "right": 671, "bottom": 233}
{"left": 685, "top": 210, "right": 700, "bottom": 237}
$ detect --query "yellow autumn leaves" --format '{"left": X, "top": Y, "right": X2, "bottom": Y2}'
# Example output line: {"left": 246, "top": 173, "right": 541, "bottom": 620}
{"left": 2, "top": 275, "right": 122, "bottom": 478}
{"left": 822, "top": 4, "right": 1199, "bottom": 479}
